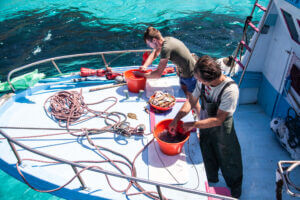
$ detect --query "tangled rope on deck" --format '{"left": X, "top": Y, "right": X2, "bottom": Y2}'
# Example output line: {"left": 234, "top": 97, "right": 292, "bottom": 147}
{"left": 44, "top": 90, "right": 144, "bottom": 137}
{"left": 12, "top": 89, "right": 164, "bottom": 200}
{"left": 0, "top": 89, "right": 204, "bottom": 199}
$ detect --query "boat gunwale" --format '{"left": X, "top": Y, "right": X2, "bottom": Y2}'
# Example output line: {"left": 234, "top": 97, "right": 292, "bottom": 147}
{"left": 0, "top": 125, "right": 237, "bottom": 200}
{"left": 7, "top": 49, "right": 152, "bottom": 92}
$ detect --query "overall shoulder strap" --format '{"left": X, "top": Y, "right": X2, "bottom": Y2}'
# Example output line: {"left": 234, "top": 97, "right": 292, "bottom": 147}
{"left": 217, "top": 81, "right": 236, "bottom": 105}
{"left": 200, "top": 83, "right": 206, "bottom": 109}
{"left": 201, "top": 83, "right": 205, "bottom": 96}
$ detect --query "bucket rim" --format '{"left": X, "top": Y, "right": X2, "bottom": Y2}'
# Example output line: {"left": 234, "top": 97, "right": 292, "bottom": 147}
{"left": 124, "top": 69, "right": 149, "bottom": 81}
{"left": 153, "top": 119, "right": 190, "bottom": 145}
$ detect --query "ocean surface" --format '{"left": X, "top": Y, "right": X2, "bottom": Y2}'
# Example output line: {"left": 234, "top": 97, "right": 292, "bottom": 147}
{"left": 0, "top": 0, "right": 268, "bottom": 199}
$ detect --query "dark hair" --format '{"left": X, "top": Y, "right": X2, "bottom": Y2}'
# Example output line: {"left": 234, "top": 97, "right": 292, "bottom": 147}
{"left": 194, "top": 55, "right": 222, "bottom": 82}
{"left": 222, "top": 56, "right": 233, "bottom": 66}
{"left": 143, "top": 26, "right": 162, "bottom": 43}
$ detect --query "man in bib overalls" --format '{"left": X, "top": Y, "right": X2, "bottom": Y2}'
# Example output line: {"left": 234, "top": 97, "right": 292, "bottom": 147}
{"left": 169, "top": 55, "right": 243, "bottom": 198}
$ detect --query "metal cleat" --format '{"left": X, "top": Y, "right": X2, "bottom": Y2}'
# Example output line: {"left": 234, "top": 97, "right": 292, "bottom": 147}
{"left": 117, "top": 128, "right": 131, "bottom": 137}
{"left": 138, "top": 90, "right": 144, "bottom": 99}
{"left": 123, "top": 89, "right": 129, "bottom": 99}
{"left": 81, "top": 186, "right": 91, "bottom": 192}
{"left": 136, "top": 124, "right": 145, "bottom": 135}
{"left": 116, "top": 122, "right": 131, "bottom": 137}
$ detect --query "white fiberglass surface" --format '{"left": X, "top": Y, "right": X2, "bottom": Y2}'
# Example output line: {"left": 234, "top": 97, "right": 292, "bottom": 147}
{"left": 0, "top": 76, "right": 299, "bottom": 199}
{"left": 0, "top": 77, "right": 208, "bottom": 200}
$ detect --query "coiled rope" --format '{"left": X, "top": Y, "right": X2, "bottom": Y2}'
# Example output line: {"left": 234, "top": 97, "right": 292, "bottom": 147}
{"left": 14, "top": 89, "right": 164, "bottom": 200}
{"left": 4, "top": 90, "right": 200, "bottom": 199}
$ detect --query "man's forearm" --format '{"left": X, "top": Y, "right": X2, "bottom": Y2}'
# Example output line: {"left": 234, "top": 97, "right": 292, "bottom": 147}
{"left": 194, "top": 109, "right": 229, "bottom": 129}
{"left": 142, "top": 51, "right": 158, "bottom": 67}
{"left": 174, "top": 101, "right": 192, "bottom": 121}
{"left": 144, "top": 69, "right": 163, "bottom": 78}
{"left": 194, "top": 117, "right": 223, "bottom": 129}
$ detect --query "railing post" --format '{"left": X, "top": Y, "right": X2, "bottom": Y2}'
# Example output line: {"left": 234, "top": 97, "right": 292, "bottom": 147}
{"left": 71, "top": 165, "right": 87, "bottom": 189}
{"left": 156, "top": 185, "right": 163, "bottom": 200}
{"left": 7, "top": 140, "right": 22, "bottom": 165}
{"left": 51, "top": 59, "right": 62, "bottom": 74}
{"left": 101, "top": 53, "right": 109, "bottom": 69}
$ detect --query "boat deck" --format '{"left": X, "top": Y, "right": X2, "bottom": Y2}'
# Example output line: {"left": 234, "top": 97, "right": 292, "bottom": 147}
{"left": 0, "top": 73, "right": 299, "bottom": 200}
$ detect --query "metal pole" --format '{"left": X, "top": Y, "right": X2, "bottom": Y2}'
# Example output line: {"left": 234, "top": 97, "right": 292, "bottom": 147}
{"left": 101, "top": 53, "right": 109, "bottom": 69}
{"left": 71, "top": 165, "right": 87, "bottom": 189}
{"left": 156, "top": 185, "right": 163, "bottom": 200}
{"left": 249, "top": 0, "right": 259, "bottom": 17}
{"left": 0, "top": 129, "right": 237, "bottom": 200}
{"left": 0, "top": 126, "right": 81, "bottom": 131}
{"left": 7, "top": 49, "right": 150, "bottom": 92}
{"left": 51, "top": 59, "right": 63, "bottom": 74}
{"left": 238, "top": 0, "right": 273, "bottom": 87}
{"left": 7, "top": 140, "right": 22, "bottom": 165}
{"left": 277, "top": 161, "right": 300, "bottom": 197}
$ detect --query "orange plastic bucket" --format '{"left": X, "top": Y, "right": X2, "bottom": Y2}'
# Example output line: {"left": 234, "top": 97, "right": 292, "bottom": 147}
{"left": 153, "top": 119, "right": 190, "bottom": 156}
{"left": 124, "top": 69, "right": 150, "bottom": 93}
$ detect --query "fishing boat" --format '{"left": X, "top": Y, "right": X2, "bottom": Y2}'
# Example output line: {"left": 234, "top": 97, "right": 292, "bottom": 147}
{"left": 0, "top": 0, "right": 299, "bottom": 199}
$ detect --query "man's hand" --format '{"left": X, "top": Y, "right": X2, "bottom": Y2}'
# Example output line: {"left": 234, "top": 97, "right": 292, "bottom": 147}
{"left": 133, "top": 70, "right": 146, "bottom": 77}
{"left": 182, "top": 122, "right": 195, "bottom": 133}
{"left": 139, "top": 66, "right": 147, "bottom": 72}
{"left": 168, "top": 119, "right": 178, "bottom": 136}
{"left": 106, "top": 67, "right": 112, "bottom": 72}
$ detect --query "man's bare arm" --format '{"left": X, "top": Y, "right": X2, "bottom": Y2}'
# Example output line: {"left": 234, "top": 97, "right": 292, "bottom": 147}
{"left": 190, "top": 109, "right": 229, "bottom": 129}
{"left": 141, "top": 49, "right": 161, "bottom": 69}
{"left": 174, "top": 95, "right": 199, "bottom": 121}
{"left": 143, "top": 58, "right": 168, "bottom": 78}
{"left": 169, "top": 94, "right": 199, "bottom": 134}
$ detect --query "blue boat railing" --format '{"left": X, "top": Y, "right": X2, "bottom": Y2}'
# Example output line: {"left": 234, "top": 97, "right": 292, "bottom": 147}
{"left": 7, "top": 49, "right": 152, "bottom": 92}
{"left": 0, "top": 129, "right": 237, "bottom": 200}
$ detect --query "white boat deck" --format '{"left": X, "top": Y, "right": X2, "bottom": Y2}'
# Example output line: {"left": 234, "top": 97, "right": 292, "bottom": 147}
{"left": 0, "top": 75, "right": 209, "bottom": 200}
{"left": 0, "top": 74, "right": 299, "bottom": 200}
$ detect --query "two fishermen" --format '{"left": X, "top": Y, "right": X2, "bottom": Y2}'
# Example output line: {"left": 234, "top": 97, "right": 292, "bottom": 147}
{"left": 138, "top": 26, "right": 243, "bottom": 198}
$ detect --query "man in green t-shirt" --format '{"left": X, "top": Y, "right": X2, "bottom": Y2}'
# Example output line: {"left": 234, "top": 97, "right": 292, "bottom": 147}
{"left": 136, "top": 26, "right": 200, "bottom": 113}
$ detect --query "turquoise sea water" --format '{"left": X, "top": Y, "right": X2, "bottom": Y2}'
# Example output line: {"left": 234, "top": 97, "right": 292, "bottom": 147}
{"left": 0, "top": 0, "right": 268, "bottom": 199}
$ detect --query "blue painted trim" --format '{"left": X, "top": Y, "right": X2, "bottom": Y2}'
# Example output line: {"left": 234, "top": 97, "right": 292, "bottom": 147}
{"left": 258, "top": 75, "right": 279, "bottom": 117}
{"left": 257, "top": 75, "right": 296, "bottom": 118}
{"left": 232, "top": 71, "right": 262, "bottom": 88}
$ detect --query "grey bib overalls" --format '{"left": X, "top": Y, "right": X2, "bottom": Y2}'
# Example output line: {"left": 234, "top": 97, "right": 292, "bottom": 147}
{"left": 200, "top": 81, "right": 243, "bottom": 197}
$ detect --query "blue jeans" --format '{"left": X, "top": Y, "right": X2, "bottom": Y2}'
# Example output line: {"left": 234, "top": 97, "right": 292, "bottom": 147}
{"left": 179, "top": 76, "right": 197, "bottom": 93}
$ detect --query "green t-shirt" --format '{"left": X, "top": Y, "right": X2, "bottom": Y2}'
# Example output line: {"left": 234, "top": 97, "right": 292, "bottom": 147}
{"left": 160, "top": 37, "right": 195, "bottom": 78}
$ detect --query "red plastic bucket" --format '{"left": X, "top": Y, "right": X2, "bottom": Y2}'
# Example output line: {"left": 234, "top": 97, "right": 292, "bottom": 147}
{"left": 124, "top": 69, "right": 150, "bottom": 93}
{"left": 153, "top": 119, "right": 190, "bottom": 156}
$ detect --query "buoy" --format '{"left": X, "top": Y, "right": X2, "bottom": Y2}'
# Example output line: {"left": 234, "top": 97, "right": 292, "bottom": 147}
{"left": 96, "top": 69, "right": 106, "bottom": 77}
{"left": 162, "top": 67, "right": 175, "bottom": 75}
{"left": 80, "top": 67, "right": 97, "bottom": 77}
{"left": 106, "top": 72, "right": 123, "bottom": 80}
